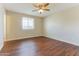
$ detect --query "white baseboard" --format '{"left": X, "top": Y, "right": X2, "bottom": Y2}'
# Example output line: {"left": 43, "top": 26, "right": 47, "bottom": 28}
{"left": 4, "top": 36, "right": 43, "bottom": 42}
{"left": 45, "top": 35, "right": 79, "bottom": 46}
{"left": 4, "top": 35, "right": 79, "bottom": 46}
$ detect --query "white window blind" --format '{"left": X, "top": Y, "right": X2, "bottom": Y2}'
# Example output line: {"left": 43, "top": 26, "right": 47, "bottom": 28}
{"left": 22, "top": 17, "right": 34, "bottom": 29}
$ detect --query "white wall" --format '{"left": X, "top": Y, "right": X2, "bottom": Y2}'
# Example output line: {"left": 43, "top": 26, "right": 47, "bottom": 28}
{"left": 6, "top": 11, "right": 44, "bottom": 41}
{"left": 44, "top": 5, "right": 79, "bottom": 46}
{"left": 0, "top": 4, "right": 5, "bottom": 50}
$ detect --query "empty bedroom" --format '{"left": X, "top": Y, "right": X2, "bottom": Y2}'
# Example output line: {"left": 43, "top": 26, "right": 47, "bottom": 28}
{"left": 0, "top": 3, "right": 79, "bottom": 56}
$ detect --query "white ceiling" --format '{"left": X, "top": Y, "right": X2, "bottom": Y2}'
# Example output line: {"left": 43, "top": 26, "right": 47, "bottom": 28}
{"left": 2, "top": 3, "right": 79, "bottom": 17}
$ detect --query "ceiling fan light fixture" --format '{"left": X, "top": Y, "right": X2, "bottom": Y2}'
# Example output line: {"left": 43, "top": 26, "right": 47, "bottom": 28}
{"left": 32, "top": 3, "right": 50, "bottom": 14}
{"left": 38, "top": 9, "right": 44, "bottom": 14}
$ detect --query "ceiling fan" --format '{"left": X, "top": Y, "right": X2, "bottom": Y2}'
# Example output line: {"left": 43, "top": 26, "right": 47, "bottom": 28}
{"left": 32, "top": 3, "right": 50, "bottom": 14}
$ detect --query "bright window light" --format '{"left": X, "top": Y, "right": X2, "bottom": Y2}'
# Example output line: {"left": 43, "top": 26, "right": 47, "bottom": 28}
{"left": 22, "top": 17, "right": 34, "bottom": 29}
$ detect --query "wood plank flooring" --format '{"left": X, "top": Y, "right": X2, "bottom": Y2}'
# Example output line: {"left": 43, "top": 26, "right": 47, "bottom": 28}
{"left": 0, "top": 36, "right": 79, "bottom": 56}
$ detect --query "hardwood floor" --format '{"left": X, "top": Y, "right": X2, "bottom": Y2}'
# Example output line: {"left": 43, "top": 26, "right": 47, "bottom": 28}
{"left": 0, "top": 36, "right": 79, "bottom": 56}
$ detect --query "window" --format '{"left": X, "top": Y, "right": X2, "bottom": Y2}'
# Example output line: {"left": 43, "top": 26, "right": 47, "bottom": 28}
{"left": 22, "top": 17, "right": 34, "bottom": 29}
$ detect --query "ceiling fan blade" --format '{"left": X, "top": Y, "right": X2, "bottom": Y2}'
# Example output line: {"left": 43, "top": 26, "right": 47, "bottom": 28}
{"left": 43, "top": 9, "right": 50, "bottom": 11}
{"left": 33, "top": 4, "right": 39, "bottom": 8}
{"left": 44, "top": 3, "right": 49, "bottom": 7}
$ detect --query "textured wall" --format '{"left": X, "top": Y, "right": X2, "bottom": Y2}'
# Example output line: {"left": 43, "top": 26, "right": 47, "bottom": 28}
{"left": 6, "top": 11, "right": 44, "bottom": 41}
{"left": 0, "top": 4, "right": 5, "bottom": 50}
{"left": 44, "top": 5, "right": 79, "bottom": 46}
